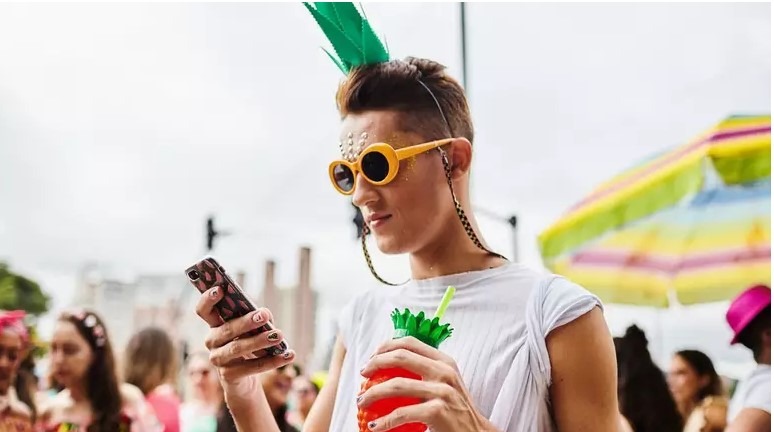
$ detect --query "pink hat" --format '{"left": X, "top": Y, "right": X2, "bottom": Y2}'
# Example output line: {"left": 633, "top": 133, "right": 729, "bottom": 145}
{"left": 726, "top": 284, "right": 771, "bottom": 345}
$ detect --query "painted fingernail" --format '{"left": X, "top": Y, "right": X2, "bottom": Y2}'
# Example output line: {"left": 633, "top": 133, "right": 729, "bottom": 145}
{"left": 282, "top": 350, "right": 293, "bottom": 359}
{"left": 368, "top": 421, "right": 377, "bottom": 430}
{"left": 356, "top": 395, "right": 363, "bottom": 404}
{"left": 267, "top": 332, "right": 279, "bottom": 341}
{"left": 252, "top": 311, "right": 263, "bottom": 322}
{"left": 209, "top": 287, "right": 219, "bottom": 297}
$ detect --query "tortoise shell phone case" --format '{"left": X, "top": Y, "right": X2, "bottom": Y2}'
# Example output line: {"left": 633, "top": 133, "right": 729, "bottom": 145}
{"left": 186, "top": 256, "right": 287, "bottom": 357}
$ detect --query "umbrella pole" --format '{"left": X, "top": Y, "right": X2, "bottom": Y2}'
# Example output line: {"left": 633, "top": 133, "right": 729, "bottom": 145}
{"left": 508, "top": 215, "right": 518, "bottom": 262}
{"left": 654, "top": 308, "right": 666, "bottom": 367}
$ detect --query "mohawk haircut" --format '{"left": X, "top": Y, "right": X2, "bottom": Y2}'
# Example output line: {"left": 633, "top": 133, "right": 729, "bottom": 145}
{"left": 335, "top": 57, "right": 474, "bottom": 144}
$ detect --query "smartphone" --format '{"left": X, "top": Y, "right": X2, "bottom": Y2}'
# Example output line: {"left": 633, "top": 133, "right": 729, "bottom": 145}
{"left": 185, "top": 256, "right": 288, "bottom": 357}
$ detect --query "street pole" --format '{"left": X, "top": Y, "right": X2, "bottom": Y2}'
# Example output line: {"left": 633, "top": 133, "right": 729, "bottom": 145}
{"left": 507, "top": 215, "right": 518, "bottom": 262}
{"left": 474, "top": 207, "right": 519, "bottom": 261}
{"left": 459, "top": 5, "right": 517, "bottom": 261}
{"left": 460, "top": 2, "right": 469, "bottom": 91}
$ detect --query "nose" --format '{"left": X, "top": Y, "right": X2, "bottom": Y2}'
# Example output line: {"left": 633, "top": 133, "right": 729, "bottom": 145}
{"left": 351, "top": 172, "right": 378, "bottom": 208}
{"left": 50, "top": 349, "right": 65, "bottom": 366}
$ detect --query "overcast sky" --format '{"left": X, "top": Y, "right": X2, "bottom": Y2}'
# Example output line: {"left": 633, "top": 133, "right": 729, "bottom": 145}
{"left": 0, "top": 2, "right": 770, "bottom": 374}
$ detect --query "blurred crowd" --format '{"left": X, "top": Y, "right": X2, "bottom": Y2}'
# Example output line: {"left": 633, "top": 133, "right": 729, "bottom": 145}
{"left": 616, "top": 285, "right": 771, "bottom": 432}
{"left": 0, "top": 285, "right": 767, "bottom": 431}
{"left": 0, "top": 310, "right": 323, "bottom": 432}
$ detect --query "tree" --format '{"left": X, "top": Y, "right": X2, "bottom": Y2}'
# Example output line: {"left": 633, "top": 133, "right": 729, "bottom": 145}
{"left": 0, "top": 263, "right": 51, "bottom": 316}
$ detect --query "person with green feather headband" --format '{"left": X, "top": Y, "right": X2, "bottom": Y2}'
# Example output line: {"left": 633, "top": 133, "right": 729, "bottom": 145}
{"left": 196, "top": 3, "right": 619, "bottom": 432}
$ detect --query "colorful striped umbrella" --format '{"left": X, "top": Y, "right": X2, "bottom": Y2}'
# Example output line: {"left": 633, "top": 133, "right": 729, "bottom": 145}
{"left": 539, "top": 115, "right": 771, "bottom": 307}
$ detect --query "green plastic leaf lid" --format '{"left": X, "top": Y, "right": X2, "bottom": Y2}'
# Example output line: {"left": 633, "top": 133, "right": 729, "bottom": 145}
{"left": 390, "top": 286, "right": 456, "bottom": 348}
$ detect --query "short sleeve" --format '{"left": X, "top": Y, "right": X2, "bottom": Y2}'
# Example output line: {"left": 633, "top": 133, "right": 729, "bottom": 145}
{"left": 540, "top": 276, "right": 603, "bottom": 336}
{"left": 146, "top": 390, "right": 180, "bottom": 432}
{"left": 120, "top": 385, "right": 163, "bottom": 432}
{"left": 337, "top": 293, "right": 364, "bottom": 350}
{"left": 525, "top": 275, "right": 603, "bottom": 389}
{"left": 742, "top": 372, "right": 771, "bottom": 414}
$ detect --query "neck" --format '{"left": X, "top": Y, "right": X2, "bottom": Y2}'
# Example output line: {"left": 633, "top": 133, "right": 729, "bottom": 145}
{"left": 201, "top": 390, "right": 222, "bottom": 409}
{"left": 409, "top": 209, "right": 505, "bottom": 280}
{"left": 757, "top": 349, "right": 771, "bottom": 366}
{"left": 69, "top": 381, "right": 88, "bottom": 403}
{"left": 676, "top": 399, "right": 696, "bottom": 419}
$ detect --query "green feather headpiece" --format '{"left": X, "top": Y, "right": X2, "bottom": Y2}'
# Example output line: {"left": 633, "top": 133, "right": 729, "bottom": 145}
{"left": 303, "top": 2, "right": 390, "bottom": 74}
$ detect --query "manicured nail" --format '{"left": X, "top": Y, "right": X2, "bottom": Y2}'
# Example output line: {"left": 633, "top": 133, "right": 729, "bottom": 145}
{"left": 360, "top": 366, "right": 365, "bottom": 374}
{"left": 209, "top": 286, "right": 219, "bottom": 296}
{"left": 282, "top": 350, "right": 293, "bottom": 359}
{"left": 252, "top": 311, "right": 263, "bottom": 322}
{"left": 267, "top": 332, "right": 279, "bottom": 341}
{"left": 356, "top": 395, "right": 363, "bottom": 404}
{"left": 368, "top": 421, "right": 377, "bottom": 430}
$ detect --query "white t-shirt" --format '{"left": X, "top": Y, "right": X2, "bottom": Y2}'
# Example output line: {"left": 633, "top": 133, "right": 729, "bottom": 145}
{"left": 330, "top": 263, "right": 602, "bottom": 432}
{"left": 727, "top": 364, "right": 771, "bottom": 422}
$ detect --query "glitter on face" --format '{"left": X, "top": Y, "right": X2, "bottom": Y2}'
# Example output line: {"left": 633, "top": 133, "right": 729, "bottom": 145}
{"left": 404, "top": 156, "right": 417, "bottom": 181}
{"left": 391, "top": 133, "right": 417, "bottom": 179}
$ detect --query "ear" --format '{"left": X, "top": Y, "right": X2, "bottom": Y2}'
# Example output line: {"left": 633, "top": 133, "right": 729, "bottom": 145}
{"left": 698, "top": 374, "right": 710, "bottom": 389}
{"left": 448, "top": 138, "right": 473, "bottom": 180}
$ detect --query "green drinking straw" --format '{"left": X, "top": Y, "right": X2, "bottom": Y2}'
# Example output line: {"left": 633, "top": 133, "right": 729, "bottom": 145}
{"left": 433, "top": 286, "right": 456, "bottom": 320}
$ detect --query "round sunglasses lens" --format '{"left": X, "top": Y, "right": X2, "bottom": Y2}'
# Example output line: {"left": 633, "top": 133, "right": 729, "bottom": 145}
{"left": 332, "top": 164, "right": 354, "bottom": 192}
{"left": 361, "top": 151, "right": 389, "bottom": 182}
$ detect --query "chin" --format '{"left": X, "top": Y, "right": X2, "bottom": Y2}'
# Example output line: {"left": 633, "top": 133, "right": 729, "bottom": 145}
{"left": 373, "top": 234, "right": 411, "bottom": 255}
{"left": 55, "top": 377, "right": 72, "bottom": 389}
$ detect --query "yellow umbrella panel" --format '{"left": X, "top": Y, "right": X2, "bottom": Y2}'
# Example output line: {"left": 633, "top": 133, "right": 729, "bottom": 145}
{"left": 540, "top": 115, "right": 770, "bottom": 307}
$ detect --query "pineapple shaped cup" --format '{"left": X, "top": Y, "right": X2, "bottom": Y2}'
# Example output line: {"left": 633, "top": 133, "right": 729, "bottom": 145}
{"left": 357, "top": 287, "right": 456, "bottom": 432}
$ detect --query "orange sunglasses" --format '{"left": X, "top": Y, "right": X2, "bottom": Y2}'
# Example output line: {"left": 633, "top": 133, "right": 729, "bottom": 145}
{"left": 329, "top": 138, "right": 453, "bottom": 195}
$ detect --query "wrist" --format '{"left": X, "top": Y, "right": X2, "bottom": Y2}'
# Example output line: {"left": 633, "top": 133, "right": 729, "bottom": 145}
{"left": 221, "top": 375, "right": 264, "bottom": 403}
{"left": 221, "top": 375, "right": 282, "bottom": 432}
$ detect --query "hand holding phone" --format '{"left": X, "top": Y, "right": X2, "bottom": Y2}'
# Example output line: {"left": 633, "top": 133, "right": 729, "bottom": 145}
{"left": 186, "top": 257, "right": 288, "bottom": 357}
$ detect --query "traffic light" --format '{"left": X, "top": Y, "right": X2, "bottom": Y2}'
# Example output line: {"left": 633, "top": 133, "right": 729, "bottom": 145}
{"left": 507, "top": 215, "right": 518, "bottom": 229}
{"left": 206, "top": 216, "right": 218, "bottom": 251}
{"left": 352, "top": 203, "right": 366, "bottom": 239}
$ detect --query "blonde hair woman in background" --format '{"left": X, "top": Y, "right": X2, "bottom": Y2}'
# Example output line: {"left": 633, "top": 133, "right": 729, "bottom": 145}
{"left": 124, "top": 327, "right": 181, "bottom": 432}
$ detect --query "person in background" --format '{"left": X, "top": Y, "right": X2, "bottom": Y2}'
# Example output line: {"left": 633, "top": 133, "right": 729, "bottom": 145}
{"left": 287, "top": 374, "right": 321, "bottom": 429}
{"left": 180, "top": 352, "right": 222, "bottom": 432}
{"left": 615, "top": 325, "right": 683, "bottom": 432}
{"left": 260, "top": 363, "right": 300, "bottom": 432}
{"left": 725, "top": 284, "right": 771, "bottom": 432}
{"left": 124, "top": 327, "right": 181, "bottom": 432}
{"left": 214, "top": 401, "right": 237, "bottom": 432}
{"left": 39, "top": 309, "right": 161, "bottom": 431}
{"left": 667, "top": 350, "right": 726, "bottom": 431}
{"left": 0, "top": 310, "right": 34, "bottom": 431}
{"left": 37, "top": 370, "right": 63, "bottom": 409}
{"left": 15, "top": 348, "right": 39, "bottom": 422}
